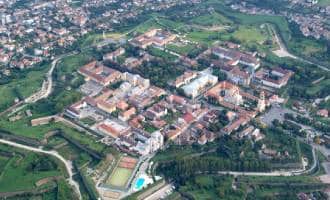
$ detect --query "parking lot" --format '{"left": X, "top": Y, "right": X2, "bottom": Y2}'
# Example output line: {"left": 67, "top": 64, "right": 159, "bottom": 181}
{"left": 259, "top": 104, "right": 296, "bottom": 126}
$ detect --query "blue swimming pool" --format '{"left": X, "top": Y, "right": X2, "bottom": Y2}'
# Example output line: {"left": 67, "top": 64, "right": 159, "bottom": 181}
{"left": 134, "top": 178, "right": 145, "bottom": 190}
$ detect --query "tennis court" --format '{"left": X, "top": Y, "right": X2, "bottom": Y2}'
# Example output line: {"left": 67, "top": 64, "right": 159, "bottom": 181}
{"left": 106, "top": 167, "right": 133, "bottom": 187}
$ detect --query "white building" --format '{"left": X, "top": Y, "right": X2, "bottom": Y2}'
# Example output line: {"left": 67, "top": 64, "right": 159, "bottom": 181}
{"left": 134, "top": 131, "right": 164, "bottom": 155}
{"left": 182, "top": 71, "right": 218, "bottom": 99}
{"left": 122, "top": 72, "right": 150, "bottom": 88}
{"left": 223, "top": 87, "right": 243, "bottom": 106}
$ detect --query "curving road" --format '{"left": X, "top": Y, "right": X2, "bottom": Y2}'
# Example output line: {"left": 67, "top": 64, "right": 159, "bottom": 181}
{"left": 0, "top": 139, "right": 82, "bottom": 200}
{"left": 271, "top": 25, "right": 329, "bottom": 72}
{"left": 25, "top": 53, "right": 76, "bottom": 103}
{"left": 216, "top": 147, "right": 317, "bottom": 177}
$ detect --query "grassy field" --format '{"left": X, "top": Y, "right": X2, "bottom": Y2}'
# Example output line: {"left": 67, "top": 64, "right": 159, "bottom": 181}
{"left": 238, "top": 175, "right": 324, "bottom": 199}
{"left": 132, "top": 15, "right": 184, "bottom": 34}
{"left": 80, "top": 32, "right": 125, "bottom": 48}
{"left": 153, "top": 145, "right": 200, "bottom": 162}
{"left": 0, "top": 114, "right": 59, "bottom": 139}
{"left": 147, "top": 46, "right": 178, "bottom": 61}
{"left": 132, "top": 18, "right": 162, "bottom": 34}
{"left": 166, "top": 43, "right": 197, "bottom": 55}
{"left": 56, "top": 143, "right": 92, "bottom": 167}
{"left": 156, "top": 17, "right": 185, "bottom": 31}
{"left": 0, "top": 155, "right": 11, "bottom": 172}
{"left": 0, "top": 49, "right": 93, "bottom": 114}
{"left": 0, "top": 152, "right": 60, "bottom": 192}
{"left": 306, "top": 78, "right": 330, "bottom": 96}
{"left": 186, "top": 30, "right": 221, "bottom": 45}
{"left": 107, "top": 167, "right": 133, "bottom": 187}
{"left": 207, "top": 0, "right": 328, "bottom": 63}
{"left": 178, "top": 175, "right": 244, "bottom": 199}
{"left": 232, "top": 26, "right": 268, "bottom": 44}
{"left": 0, "top": 112, "right": 107, "bottom": 155}
{"left": 190, "top": 12, "right": 232, "bottom": 26}
{"left": 289, "top": 38, "right": 326, "bottom": 57}
{"left": 0, "top": 66, "right": 49, "bottom": 112}
{"left": 175, "top": 174, "right": 324, "bottom": 200}
{"left": 56, "top": 52, "right": 95, "bottom": 76}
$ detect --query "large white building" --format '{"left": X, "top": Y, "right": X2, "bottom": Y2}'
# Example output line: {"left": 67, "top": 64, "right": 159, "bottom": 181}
{"left": 223, "top": 86, "right": 243, "bottom": 106}
{"left": 122, "top": 72, "right": 150, "bottom": 88}
{"left": 182, "top": 71, "right": 218, "bottom": 99}
{"left": 134, "top": 131, "right": 164, "bottom": 155}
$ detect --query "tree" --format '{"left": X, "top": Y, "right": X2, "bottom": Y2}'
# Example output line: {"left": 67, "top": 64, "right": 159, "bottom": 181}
{"left": 212, "top": 68, "right": 227, "bottom": 81}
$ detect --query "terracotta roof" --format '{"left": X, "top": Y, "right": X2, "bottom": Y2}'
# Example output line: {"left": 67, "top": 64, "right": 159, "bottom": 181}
{"left": 183, "top": 112, "right": 194, "bottom": 124}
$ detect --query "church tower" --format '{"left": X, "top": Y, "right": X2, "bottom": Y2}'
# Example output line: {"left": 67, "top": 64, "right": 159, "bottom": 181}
{"left": 257, "top": 91, "right": 266, "bottom": 112}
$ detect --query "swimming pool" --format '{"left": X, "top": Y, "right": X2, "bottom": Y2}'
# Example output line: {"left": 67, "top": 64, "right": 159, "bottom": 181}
{"left": 134, "top": 178, "right": 145, "bottom": 190}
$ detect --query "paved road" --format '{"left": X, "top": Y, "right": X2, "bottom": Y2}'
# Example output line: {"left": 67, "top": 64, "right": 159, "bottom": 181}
{"left": 144, "top": 184, "right": 174, "bottom": 200}
{"left": 271, "top": 25, "right": 297, "bottom": 59}
{"left": 0, "top": 139, "right": 82, "bottom": 200}
{"left": 310, "top": 142, "right": 330, "bottom": 197}
{"left": 216, "top": 147, "right": 316, "bottom": 177}
{"left": 25, "top": 53, "right": 76, "bottom": 103}
{"left": 271, "top": 24, "right": 329, "bottom": 72}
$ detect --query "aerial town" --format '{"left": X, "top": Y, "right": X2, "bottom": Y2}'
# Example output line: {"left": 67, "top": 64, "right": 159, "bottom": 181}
{"left": 27, "top": 27, "right": 297, "bottom": 199}
{"left": 0, "top": 0, "right": 199, "bottom": 70}
{"left": 0, "top": 0, "right": 329, "bottom": 200}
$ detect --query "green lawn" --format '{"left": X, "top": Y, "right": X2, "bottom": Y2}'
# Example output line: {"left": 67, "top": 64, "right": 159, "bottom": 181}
{"left": 179, "top": 175, "right": 245, "bottom": 199}
{"left": 0, "top": 152, "right": 61, "bottom": 192}
{"left": 0, "top": 115, "right": 59, "bottom": 139}
{"left": 306, "top": 78, "right": 330, "bottom": 96}
{"left": 56, "top": 143, "right": 92, "bottom": 167}
{"left": 190, "top": 12, "right": 232, "bottom": 26}
{"left": 0, "top": 50, "right": 94, "bottom": 114}
{"left": 238, "top": 175, "right": 324, "bottom": 199}
{"left": 132, "top": 18, "right": 162, "bottom": 34}
{"left": 56, "top": 52, "right": 94, "bottom": 76}
{"left": 232, "top": 26, "right": 268, "bottom": 43}
{"left": 288, "top": 38, "right": 326, "bottom": 58}
{"left": 176, "top": 174, "right": 323, "bottom": 200}
{"left": 186, "top": 30, "right": 221, "bottom": 45}
{"left": 147, "top": 46, "right": 178, "bottom": 61}
{"left": 156, "top": 17, "right": 184, "bottom": 31}
{"left": 47, "top": 136, "right": 67, "bottom": 147}
{"left": 107, "top": 167, "right": 133, "bottom": 187}
{"left": 80, "top": 117, "right": 96, "bottom": 126}
{"left": 0, "top": 113, "right": 107, "bottom": 154}
{"left": 58, "top": 124, "right": 106, "bottom": 153}
{"left": 132, "top": 15, "right": 183, "bottom": 34}
{"left": 166, "top": 44, "right": 197, "bottom": 55}
{"left": 0, "top": 66, "right": 49, "bottom": 112}
{"left": 0, "top": 155, "right": 11, "bottom": 172}
{"left": 153, "top": 145, "right": 196, "bottom": 162}
{"left": 80, "top": 32, "right": 125, "bottom": 48}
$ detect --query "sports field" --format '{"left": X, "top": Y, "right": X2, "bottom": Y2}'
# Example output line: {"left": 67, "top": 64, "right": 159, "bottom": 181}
{"left": 106, "top": 167, "right": 133, "bottom": 187}
{"left": 106, "top": 156, "right": 138, "bottom": 188}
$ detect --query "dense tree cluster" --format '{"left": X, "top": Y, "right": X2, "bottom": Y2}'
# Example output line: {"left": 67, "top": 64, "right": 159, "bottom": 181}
{"left": 284, "top": 113, "right": 330, "bottom": 133}
{"left": 156, "top": 136, "right": 272, "bottom": 183}
{"left": 138, "top": 59, "right": 184, "bottom": 88}
{"left": 26, "top": 155, "right": 58, "bottom": 172}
